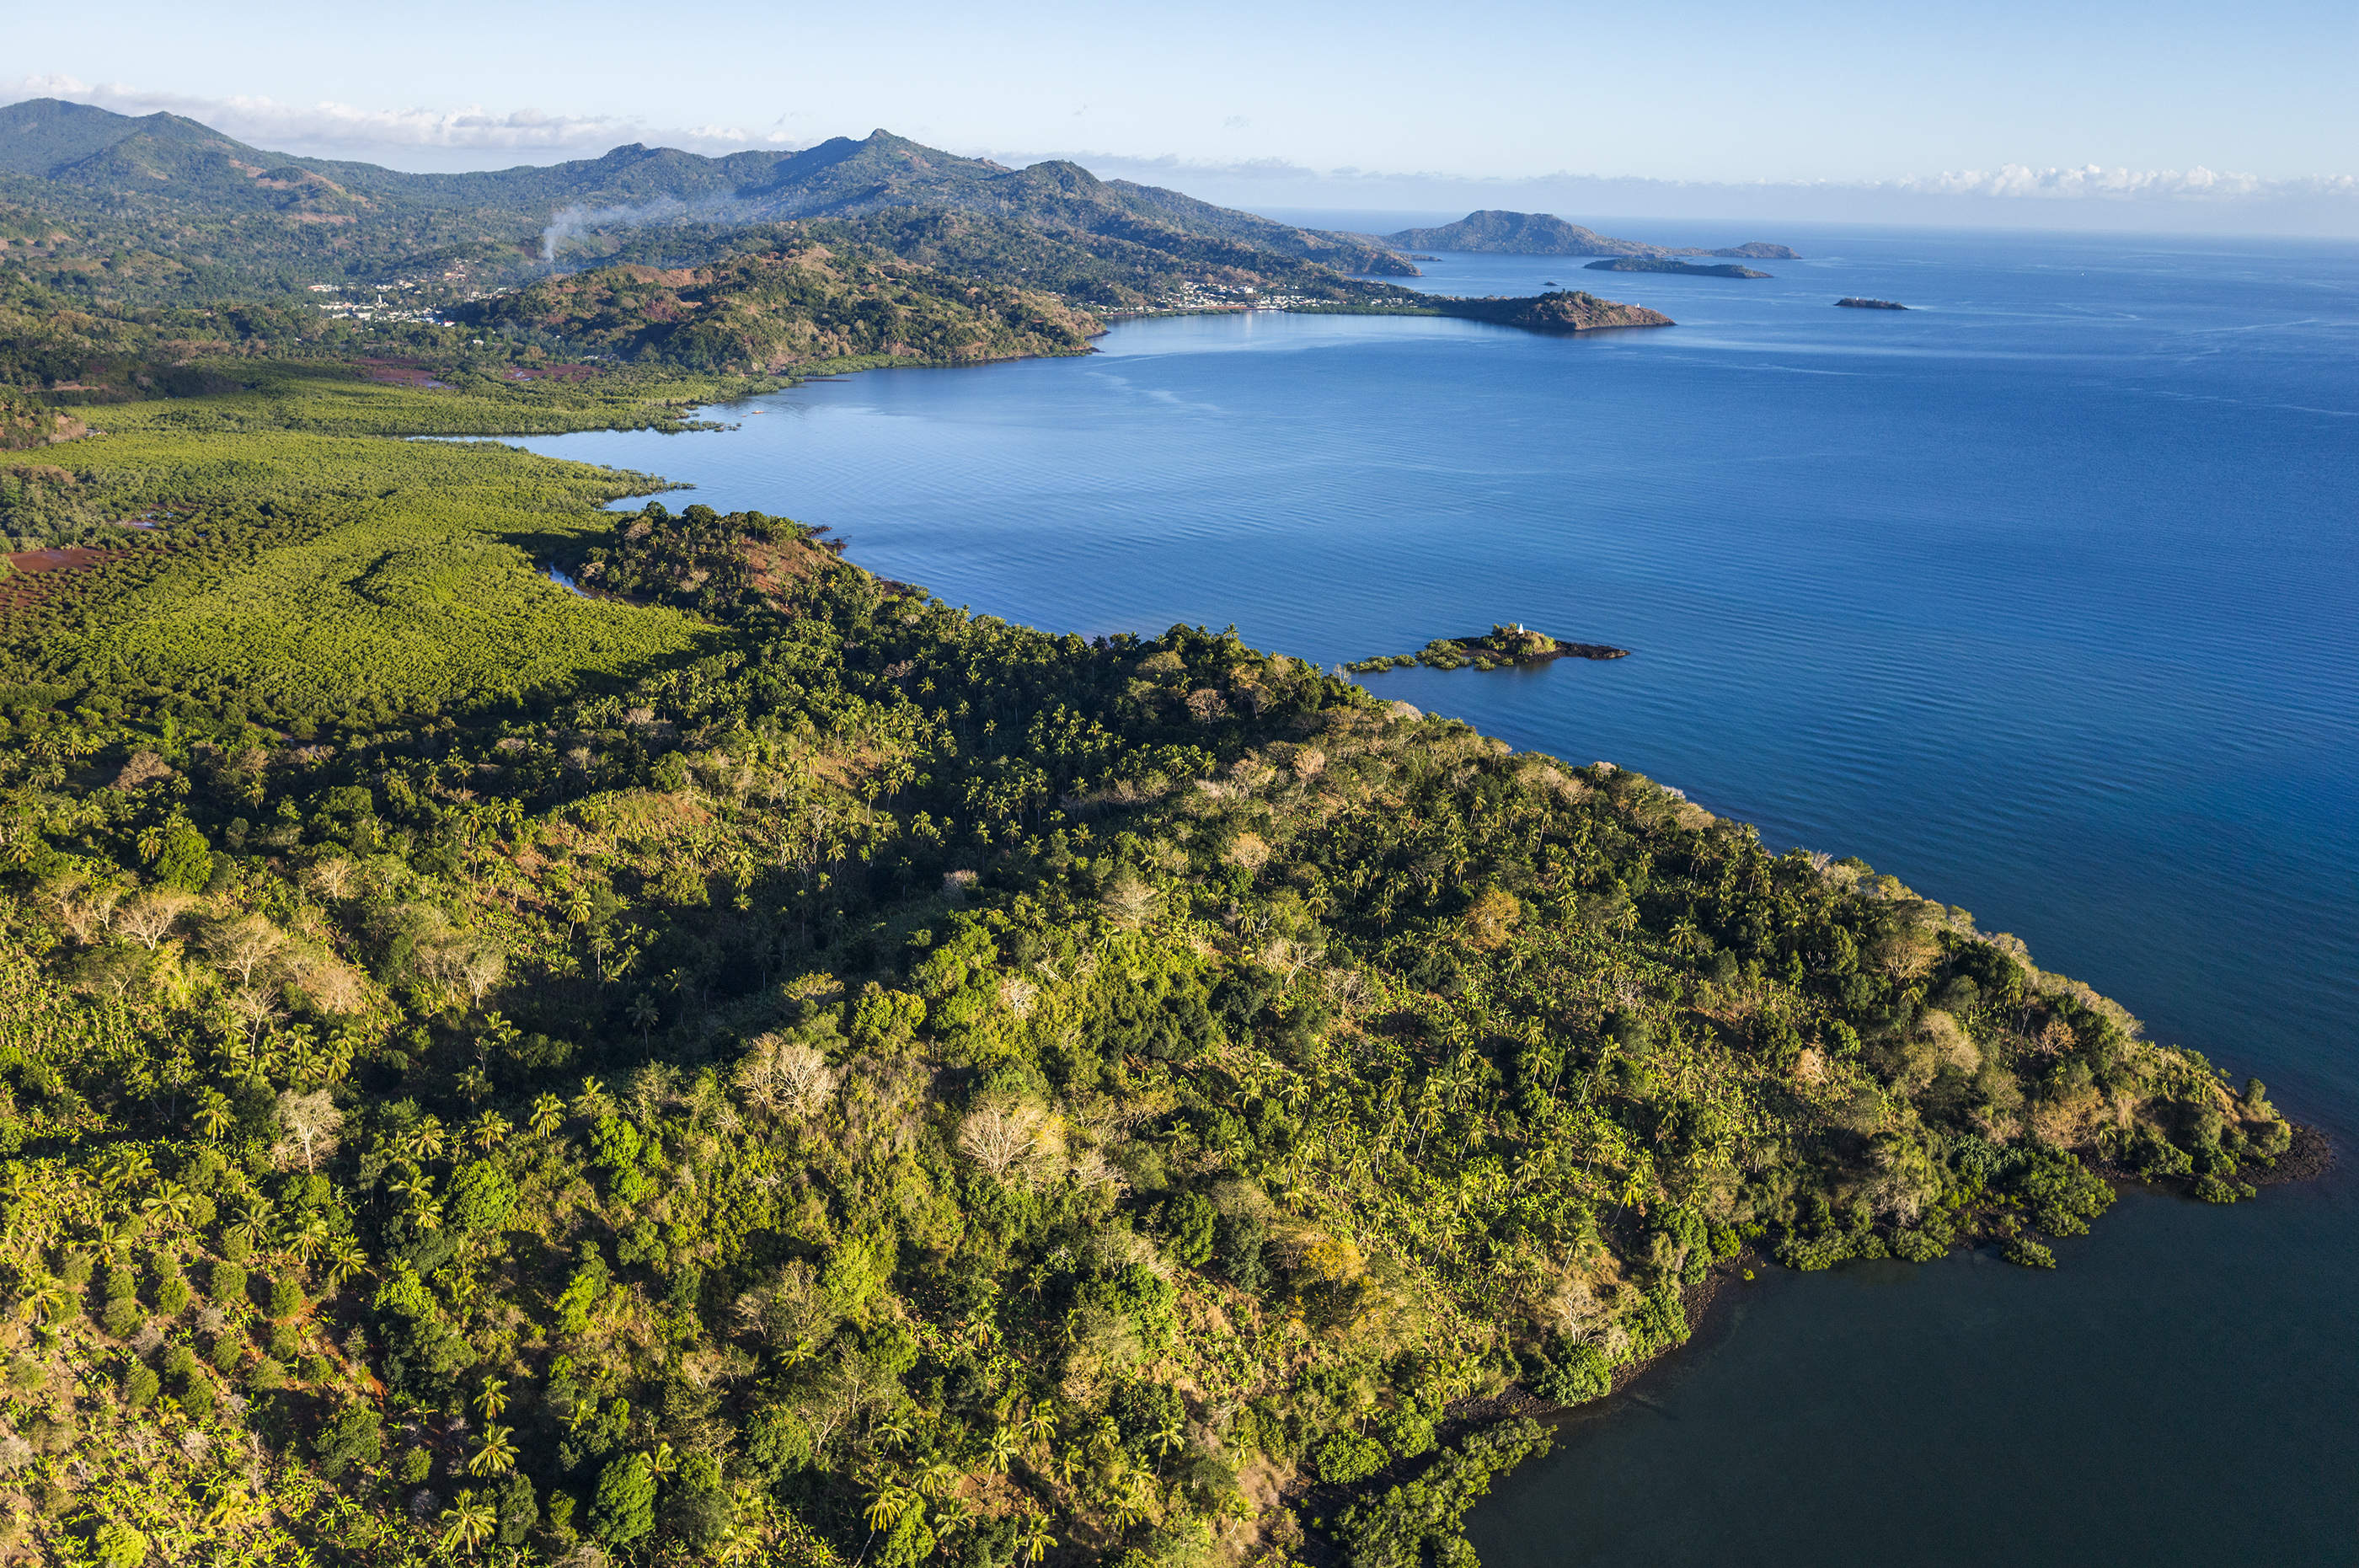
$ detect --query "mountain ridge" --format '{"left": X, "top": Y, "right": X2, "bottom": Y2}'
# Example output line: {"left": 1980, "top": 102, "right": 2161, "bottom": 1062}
{"left": 0, "top": 99, "right": 1415, "bottom": 281}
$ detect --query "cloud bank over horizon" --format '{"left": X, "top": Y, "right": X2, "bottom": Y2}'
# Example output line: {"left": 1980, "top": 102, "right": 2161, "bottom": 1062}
{"left": 19, "top": 75, "right": 2357, "bottom": 238}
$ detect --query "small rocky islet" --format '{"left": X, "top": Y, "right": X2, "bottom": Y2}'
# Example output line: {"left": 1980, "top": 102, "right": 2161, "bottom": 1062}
{"left": 1346, "top": 623, "right": 1631, "bottom": 673}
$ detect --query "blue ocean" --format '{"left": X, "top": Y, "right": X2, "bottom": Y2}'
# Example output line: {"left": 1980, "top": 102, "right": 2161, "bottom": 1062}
{"left": 518, "top": 222, "right": 2359, "bottom": 1562}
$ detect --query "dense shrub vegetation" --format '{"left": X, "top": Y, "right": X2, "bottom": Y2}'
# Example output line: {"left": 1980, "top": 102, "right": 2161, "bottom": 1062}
{"left": 0, "top": 372, "right": 2295, "bottom": 1565}
{"left": 463, "top": 245, "right": 1100, "bottom": 373}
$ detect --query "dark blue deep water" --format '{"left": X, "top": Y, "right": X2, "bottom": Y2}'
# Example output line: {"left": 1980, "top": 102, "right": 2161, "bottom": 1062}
{"left": 518, "top": 224, "right": 2359, "bottom": 1562}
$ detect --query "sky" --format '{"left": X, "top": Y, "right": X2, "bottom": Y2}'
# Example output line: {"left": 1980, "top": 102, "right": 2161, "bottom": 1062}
{"left": 9, "top": 0, "right": 2357, "bottom": 233}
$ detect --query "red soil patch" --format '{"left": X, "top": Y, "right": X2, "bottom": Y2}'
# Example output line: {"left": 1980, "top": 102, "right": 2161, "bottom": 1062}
{"left": 6, "top": 545, "right": 105, "bottom": 574}
{"left": 0, "top": 544, "right": 110, "bottom": 611}
{"left": 0, "top": 538, "right": 187, "bottom": 614}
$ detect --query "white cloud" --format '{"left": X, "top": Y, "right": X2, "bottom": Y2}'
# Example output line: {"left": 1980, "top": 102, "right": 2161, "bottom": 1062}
{"left": 1893, "top": 163, "right": 2358, "bottom": 202}
{"left": 16, "top": 75, "right": 804, "bottom": 162}
{"left": 985, "top": 146, "right": 2356, "bottom": 207}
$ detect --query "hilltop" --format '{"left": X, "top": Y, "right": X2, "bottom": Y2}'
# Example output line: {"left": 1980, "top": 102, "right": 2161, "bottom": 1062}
{"left": 1386, "top": 210, "right": 1796, "bottom": 260}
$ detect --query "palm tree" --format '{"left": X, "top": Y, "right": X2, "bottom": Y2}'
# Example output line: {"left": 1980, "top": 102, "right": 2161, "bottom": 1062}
{"left": 195, "top": 1090, "right": 233, "bottom": 1141}
{"left": 1110, "top": 1476, "right": 1152, "bottom": 1533}
{"left": 397, "top": 1117, "right": 448, "bottom": 1164}
{"left": 99, "top": 1146, "right": 156, "bottom": 1196}
{"left": 142, "top": 1183, "right": 198, "bottom": 1234}
{"left": 864, "top": 1482, "right": 915, "bottom": 1533}
{"left": 19, "top": 1274, "right": 72, "bottom": 1327}
{"left": 324, "top": 1237, "right": 366, "bottom": 1291}
{"left": 91, "top": 1221, "right": 131, "bottom": 1269}
{"left": 714, "top": 1518, "right": 762, "bottom": 1566}
{"left": 229, "top": 1200, "right": 276, "bottom": 1254}
{"left": 291, "top": 1213, "right": 332, "bottom": 1266}
{"left": 528, "top": 1094, "right": 564, "bottom": 1138}
{"left": 1019, "top": 1399, "right": 1056, "bottom": 1451}
{"left": 465, "top": 1424, "right": 516, "bottom": 1477}
{"left": 1018, "top": 1514, "right": 1056, "bottom": 1565}
{"left": 474, "top": 1376, "right": 509, "bottom": 1421}
{"left": 466, "top": 1110, "right": 508, "bottom": 1153}
{"left": 985, "top": 1424, "right": 1020, "bottom": 1474}
{"left": 571, "top": 1078, "right": 612, "bottom": 1123}
{"left": 931, "top": 1495, "right": 975, "bottom": 1544}
{"left": 1150, "top": 1413, "right": 1186, "bottom": 1472}
{"left": 438, "top": 1490, "right": 496, "bottom": 1557}
{"left": 916, "top": 1460, "right": 960, "bottom": 1501}
{"left": 628, "top": 992, "right": 661, "bottom": 1052}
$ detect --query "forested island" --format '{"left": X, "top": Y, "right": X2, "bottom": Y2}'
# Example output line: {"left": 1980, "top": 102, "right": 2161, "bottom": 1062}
{"left": 0, "top": 91, "right": 2312, "bottom": 1568}
{"left": 1381, "top": 212, "right": 1795, "bottom": 261}
{"left": 1584, "top": 260, "right": 1771, "bottom": 280}
{"left": 1836, "top": 298, "right": 1908, "bottom": 310}
{"left": 1426, "top": 292, "right": 1674, "bottom": 334}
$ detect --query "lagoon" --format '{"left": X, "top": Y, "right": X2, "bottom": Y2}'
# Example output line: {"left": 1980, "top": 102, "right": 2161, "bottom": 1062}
{"left": 516, "top": 222, "right": 2359, "bottom": 1561}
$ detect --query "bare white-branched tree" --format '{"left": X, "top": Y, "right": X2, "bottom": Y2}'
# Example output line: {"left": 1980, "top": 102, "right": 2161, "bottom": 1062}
{"left": 957, "top": 1102, "right": 1061, "bottom": 1185}
{"left": 736, "top": 1034, "right": 837, "bottom": 1118}
{"left": 1099, "top": 874, "right": 1158, "bottom": 932}
{"left": 273, "top": 1089, "right": 343, "bottom": 1172}
{"left": 203, "top": 913, "right": 286, "bottom": 988}
{"left": 116, "top": 889, "right": 198, "bottom": 951}
{"left": 302, "top": 856, "right": 357, "bottom": 902}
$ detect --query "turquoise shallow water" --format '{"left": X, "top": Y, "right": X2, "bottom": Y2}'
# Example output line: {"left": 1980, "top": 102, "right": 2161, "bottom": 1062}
{"left": 516, "top": 223, "right": 2359, "bottom": 1560}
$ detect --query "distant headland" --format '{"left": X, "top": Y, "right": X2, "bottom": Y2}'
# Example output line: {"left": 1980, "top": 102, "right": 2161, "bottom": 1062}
{"left": 1384, "top": 210, "right": 1798, "bottom": 260}
{"left": 1586, "top": 258, "right": 1772, "bottom": 279}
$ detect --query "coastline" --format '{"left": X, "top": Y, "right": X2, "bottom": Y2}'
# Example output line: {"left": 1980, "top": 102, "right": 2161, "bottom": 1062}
{"left": 591, "top": 338, "right": 2341, "bottom": 1564}
{"left": 386, "top": 305, "right": 2340, "bottom": 1564}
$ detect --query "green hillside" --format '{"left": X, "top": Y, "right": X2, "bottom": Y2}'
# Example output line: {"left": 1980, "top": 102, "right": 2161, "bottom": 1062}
{"left": 463, "top": 242, "right": 1100, "bottom": 372}
{"left": 0, "top": 372, "right": 2297, "bottom": 1568}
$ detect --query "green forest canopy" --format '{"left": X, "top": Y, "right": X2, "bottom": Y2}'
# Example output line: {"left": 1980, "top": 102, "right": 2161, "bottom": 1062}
{"left": 0, "top": 368, "right": 2296, "bottom": 1568}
